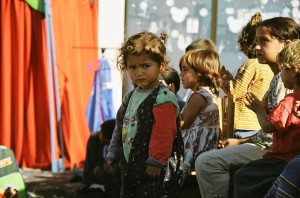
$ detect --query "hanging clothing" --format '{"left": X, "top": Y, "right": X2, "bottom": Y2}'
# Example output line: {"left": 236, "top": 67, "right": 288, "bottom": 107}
{"left": 86, "top": 56, "right": 115, "bottom": 132}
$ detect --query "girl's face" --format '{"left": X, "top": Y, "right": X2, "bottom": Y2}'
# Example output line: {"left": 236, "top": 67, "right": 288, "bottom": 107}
{"left": 280, "top": 67, "right": 295, "bottom": 90}
{"left": 255, "top": 26, "right": 285, "bottom": 66}
{"left": 126, "top": 53, "right": 161, "bottom": 90}
{"left": 179, "top": 61, "right": 199, "bottom": 91}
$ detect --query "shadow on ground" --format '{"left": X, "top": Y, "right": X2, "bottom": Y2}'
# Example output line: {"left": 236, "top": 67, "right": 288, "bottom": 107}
{"left": 22, "top": 169, "right": 200, "bottom": 198}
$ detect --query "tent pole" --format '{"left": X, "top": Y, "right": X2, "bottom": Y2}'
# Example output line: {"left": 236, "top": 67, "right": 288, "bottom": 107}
{"left": 48, "top": 1, "right": 65, "bottom": 172}
{"left": 44, "top": 0, "right": 64, "bottom": 173}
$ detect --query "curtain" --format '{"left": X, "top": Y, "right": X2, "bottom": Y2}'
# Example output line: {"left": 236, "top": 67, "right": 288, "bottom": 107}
{"left": 0, "top": 0, "right": 98, "bottom": 169}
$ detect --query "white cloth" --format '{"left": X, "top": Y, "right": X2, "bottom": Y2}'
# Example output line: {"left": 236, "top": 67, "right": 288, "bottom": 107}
{"left": 195, "top": 143, "right": 267, "bottom": 198}
{"left": 90, "top": 183, "right": 105, "bottom": 192}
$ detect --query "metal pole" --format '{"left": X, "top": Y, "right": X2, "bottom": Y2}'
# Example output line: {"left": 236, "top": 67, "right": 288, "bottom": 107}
{"left": 48, "top": 1, "right": 65, "bottom": 172}
{"left": 44, "top": 0, "right": 58, "bottom": 173}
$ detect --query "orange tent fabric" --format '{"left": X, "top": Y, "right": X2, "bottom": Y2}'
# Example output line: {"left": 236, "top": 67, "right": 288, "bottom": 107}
{"left": 0, "top": 0, "right": 98, "bottom": 169}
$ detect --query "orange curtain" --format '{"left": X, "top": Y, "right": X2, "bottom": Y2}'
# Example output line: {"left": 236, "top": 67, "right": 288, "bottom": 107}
{"left": 0, "top": 0, "right": 98, "bottom": 169}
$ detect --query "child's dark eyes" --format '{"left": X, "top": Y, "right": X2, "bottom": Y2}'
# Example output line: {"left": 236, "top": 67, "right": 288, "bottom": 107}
{"left": 262, "top": 38, "right": 268, "bottom": 42}
{"left": 128, "top": 64, "right": 151, "bottom": 70}
{"left": 257, "top": 38, "right": 269, "bottom": 44}
{"left": 143, "top": 64, "right": 151, "bottom": 68}
{"left": 128, "top": 65, "right": 136, "bottom": 70}
{"left": 181, "top": 67, "right": 188, "bottom": 72}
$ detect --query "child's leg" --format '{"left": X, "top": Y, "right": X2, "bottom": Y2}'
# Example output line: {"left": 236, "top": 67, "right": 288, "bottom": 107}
{"left": 264, "top": 155, "right": 300, "bottom": 198}
{"left": 182, "top": 147, "right": 193, "bottom": 181}
{"left": 195, "top": 143, "right": 266, "bottom": 198}
{"left": 106, "top": 165, "right": 121, "bottom": 198}
{"left": 234, "top": 158, "right": 287, "bottom": 198}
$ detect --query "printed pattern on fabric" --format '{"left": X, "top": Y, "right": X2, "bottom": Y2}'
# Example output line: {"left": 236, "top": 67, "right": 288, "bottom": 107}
{"left": 119, "top": 84, "right": 184, "bottom": 198}
{"left": 181, "top": 87, "right": 220, "bottom": 176}
{"left": 264, "top": 72, "right": 293, "bottom": 112}
{"left": 122, "top": 89, "right": 150, "bottom": 162}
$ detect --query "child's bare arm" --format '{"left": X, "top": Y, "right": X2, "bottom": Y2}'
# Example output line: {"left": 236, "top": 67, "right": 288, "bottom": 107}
{"left": 180, "top": 93, "right": 206, "bottom": 129}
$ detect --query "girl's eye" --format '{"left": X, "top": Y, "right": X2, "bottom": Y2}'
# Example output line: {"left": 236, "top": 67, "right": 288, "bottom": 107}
{"left": 143, "top": 64, "right": 151, "bottom": 68}
{"left": 128, "top": 65, "right": 135, "bottom": 70}
{"left": 258, "top": 38, "right": 268, "bottom": 44}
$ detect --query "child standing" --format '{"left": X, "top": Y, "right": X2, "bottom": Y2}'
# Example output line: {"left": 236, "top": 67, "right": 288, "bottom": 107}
{"left": 179, "top": 49, "right": 222, "bottom": 180}
{"left": 234, "top": 40, "right": 300, "bottom": 197}
{"left": 107, "top": 31, "right": 184, "bottom": 198}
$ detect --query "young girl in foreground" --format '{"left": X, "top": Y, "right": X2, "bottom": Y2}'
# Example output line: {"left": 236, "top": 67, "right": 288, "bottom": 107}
{"left": 107, "top": 31, "right": 184, "bottom": 198}
{"left": 235, "top": 40, "right": 300, "bottom": 198}
{"left": 179, "top": 49, "right": 221, "bottom": 180}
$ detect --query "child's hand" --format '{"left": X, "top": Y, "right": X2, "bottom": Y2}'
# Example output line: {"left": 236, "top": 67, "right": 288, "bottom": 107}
{"left": 221, "top": 65, "right": 233, "bottom": 80}
{"left": 292, "top": 100, "right": 300, "bottom": 118}
{"left": 107, "top": 157, "right": 118, "bottom": 169}
{"left": 218, "top": 139, "right": 226, "bottom": 148}
{"left": 146, "top": 165, "right": 162, "bottom": 178}
{"left": 218, "top": 138, "right": 242, "bottom": 148}
{"left": 244, "top": 92, "right": 263, "bottom": 112}
{"left": 159, "top": 79, "right": 167, "bottom": 86}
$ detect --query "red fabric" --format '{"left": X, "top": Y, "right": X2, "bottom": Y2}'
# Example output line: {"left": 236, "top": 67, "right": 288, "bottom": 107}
{"left": 149, "top": 103, "right": 177, "bottom": 164}
{"left": 263, "top": 92, "right": 300, "bottom": 162}
{"left": 0, "top": 0, "right": 98, "bottom": 169}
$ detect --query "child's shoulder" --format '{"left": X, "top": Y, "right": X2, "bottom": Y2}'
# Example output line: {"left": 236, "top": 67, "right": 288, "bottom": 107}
{"left": 122, "top": 89, "right": 136, "bottom": 104}
{"left": 283, "top": 91, "right": 300, "bottom": 101}
{"left": 195, "top": 87, "right": 215, "bottom": 97}
{"left": 156, "top": 86, "right": 178, "bottom": 105}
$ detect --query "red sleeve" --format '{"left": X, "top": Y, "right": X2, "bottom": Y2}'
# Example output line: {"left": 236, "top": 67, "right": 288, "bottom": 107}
{"left": 149, "top": 103, "right": 177, "bottom": 164}
{"left": 267, "top": 96, "right": 293, "bottom": 133}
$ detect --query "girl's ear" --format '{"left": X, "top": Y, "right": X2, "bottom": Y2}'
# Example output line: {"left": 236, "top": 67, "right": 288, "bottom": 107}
{"left": 284, "top": 39, "right": 292, "bottom": 46}
{"left": 168, "top": 83, "right": 176, "bottom": 93}
{"left": 290, "top": 69, "right": 298, "bottom": 78}
{"left": 160, "top": 62, "right": 167, "bottom": 72}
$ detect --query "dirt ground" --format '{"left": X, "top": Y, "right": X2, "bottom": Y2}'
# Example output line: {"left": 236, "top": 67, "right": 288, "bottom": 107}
{"left": 21, "top": 168, "right": 200, "bottom": 198}
{"left": 22, "top": 168, "right": 83, "bottom": 198}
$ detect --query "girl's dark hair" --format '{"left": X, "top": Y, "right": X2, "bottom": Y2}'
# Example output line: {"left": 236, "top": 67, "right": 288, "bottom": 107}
{"left": 117, "top": 31, "right": 170, "bottom": 71}
{"left": 258, "top": 17, "right": 300, "bottom": 43}
{"left": 101, "top": 119, "right": 116, "bottom": 141}
{"left": 238, "top": 12, "right": 262, "bottom": 58}
{"left": 179, "top": 49, "right": 222, "bottom": 95}
{"left": 161, "top": 68, "right": 181, "bottom": 93}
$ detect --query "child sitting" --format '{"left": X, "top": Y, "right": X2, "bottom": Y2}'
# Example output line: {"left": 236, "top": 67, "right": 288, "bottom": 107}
{"left": 77, "top": 119, "right": 120, "bottom": 198}
{"left": 234, "top": 40, "right": 300, "bottom": 197}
